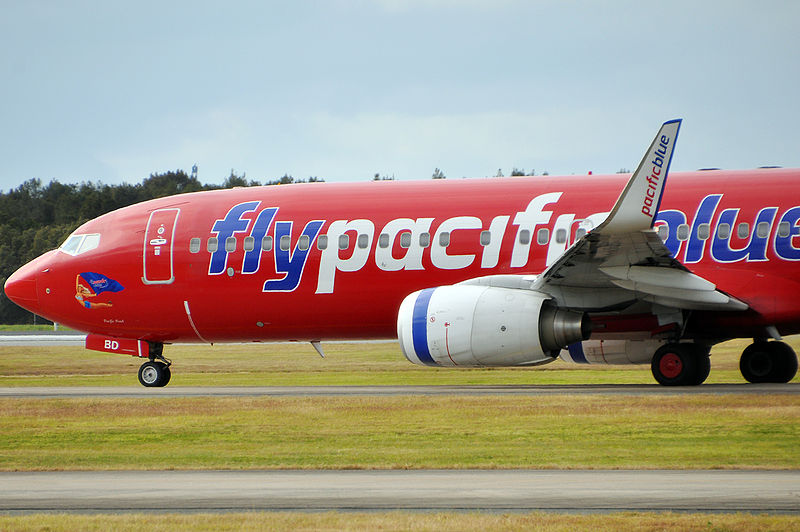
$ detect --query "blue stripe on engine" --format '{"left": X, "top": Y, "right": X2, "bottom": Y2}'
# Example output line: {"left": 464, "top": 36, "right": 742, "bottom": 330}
{"left": 568, "top": 342, "right": 589, "bottom": 364}
{"left": 411, "top": 288, "right": 437, "bottom": 366}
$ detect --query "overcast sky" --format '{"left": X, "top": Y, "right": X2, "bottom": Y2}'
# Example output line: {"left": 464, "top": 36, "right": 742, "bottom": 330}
{"left": 1, "top": 1, "right": 798, "bottom": 190}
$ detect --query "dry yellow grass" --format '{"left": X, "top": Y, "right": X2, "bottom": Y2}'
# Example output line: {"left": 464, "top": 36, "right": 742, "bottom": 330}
{"left": 0, "top": 511, "right": 797, "bottom": 531}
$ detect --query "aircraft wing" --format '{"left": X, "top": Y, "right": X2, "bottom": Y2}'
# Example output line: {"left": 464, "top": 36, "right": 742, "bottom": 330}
{"left": 464, "top": 119, "right": 748, "bottom": 313}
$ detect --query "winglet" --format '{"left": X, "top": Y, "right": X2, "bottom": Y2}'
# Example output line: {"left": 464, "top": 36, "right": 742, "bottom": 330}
{"left": 596, "top": 119, "right": 682, "bottom": 234}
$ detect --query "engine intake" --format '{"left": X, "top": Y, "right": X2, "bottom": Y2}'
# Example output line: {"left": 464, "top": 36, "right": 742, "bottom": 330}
{"left": 397, "top": 285, "right": 590, "bottom": 367}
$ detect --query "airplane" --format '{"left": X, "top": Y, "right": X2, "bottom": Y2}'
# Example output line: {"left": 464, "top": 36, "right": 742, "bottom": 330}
{"left": 4, "top": 119, "right": 799, "bottom": 388}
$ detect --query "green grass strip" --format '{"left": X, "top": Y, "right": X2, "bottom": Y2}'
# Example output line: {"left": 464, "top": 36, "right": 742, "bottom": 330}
{"left": 1, "top": 394, "right": 797, "bottom": 471}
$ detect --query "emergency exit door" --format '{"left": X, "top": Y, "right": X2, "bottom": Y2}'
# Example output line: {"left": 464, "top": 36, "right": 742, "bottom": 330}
{"left": 143, "top": 208, "right": 180, "bottom": 284}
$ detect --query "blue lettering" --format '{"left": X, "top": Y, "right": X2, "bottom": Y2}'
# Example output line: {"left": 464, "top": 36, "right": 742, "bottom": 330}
{"left": 263, "top": 220, "right": 325, "bottom": 291}
{"left": 685, "top": 194, "right": 721, "bottom": 263}
{"left": 242, "top": 207, "right": 278, "bottom": 274}
{"left": 711, "top": 207, "right": 777, "bottom": 263}
{"left": 654, "top": 210, "right": 687, "bottom": 258}
{"left": 774, "top": 206, "right": 800, "bottom": 260}
{"left": 209, "top": 201, "right": 260, "bottom": 274}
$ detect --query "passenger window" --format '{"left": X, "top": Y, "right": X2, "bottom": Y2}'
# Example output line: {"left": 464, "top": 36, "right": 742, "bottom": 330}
{"left": 778, "top": 221, "right": 791, "bottom": 238}
{"left": 243, "top": 236, "right": 255, "bottom": 252}
{"left": 756, "top": 221, "right": 769, "bottom": 239}
{"left": 656, "top": 225, "right": 668, "bottom": 241}
{"left": 280, "top": 235, "right": 291, "bottom": 252}
{"left": 207, "top": 237, "right": 218, "bottom": 253}
{"left": 717, "top": 223, "right": 730, "bottom": 239}
{"left": 190, "top": 238, "right": 201, "bottom": 253}
{"left": 419, "top": 233, "right": 430, "bottom": 248}
{"left": 225, "top": 237, "right": 236, "bottom": 253}
{"left": 555, "top": 228, "right": 567, "bottom": 244}
{"left": 261, "top": 236, "right": 273, "bottom": 251}
{"left": 677, "top": 224, "right": 690, "bottom": 241}
{"left": 519, "top": 229, "right": 530, "bottom": 245}
{"left": 536, "top": 228, "right": 549, "bottom": 245}
{"left": 575, "top": 228, "right": 587, "bottom": 239}
{"left": 317, "top": 234, "right": 328, "bottom": 250}
{"left": 378, "top": 233, "right": 390, "bottom": 248}
{"left": 737, "top": 223, "right": 750, "bottom": 239}
{"left": 439, "top": 232, "right": 450, "bottom": 247}
{"left": 298, "top": 234, "right": 310, "bottom": 251}
{"left": 338, "top": 234, "right": 350, "bottom": 250}
{"left": 357, "top": 233, "right": 369, "bottom": 249}
{"left": 399, "top": 232, "right": 412, "bottom": 249}
{"left": 480, "top": 230, "right": 491, "bottom": 246}
{"left": 697, "top": 223, "right": 710, "bottom": 240}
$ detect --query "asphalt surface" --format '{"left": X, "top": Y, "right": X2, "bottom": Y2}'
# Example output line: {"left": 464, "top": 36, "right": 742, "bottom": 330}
{"left": 0, "top": 383, "right": 797, "bottom": 398}
{"left": 1, "top": 470, "right": 797, "bottom": 513}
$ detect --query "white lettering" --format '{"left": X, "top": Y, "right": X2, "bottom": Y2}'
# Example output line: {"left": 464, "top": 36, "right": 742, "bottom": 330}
{"left": 431, "top": 216, "right": 482, "bottom": 270}
{"left": 546, "top": 213, "right": 575, "bottom": 266}
{"left": 316, "top": 219, "right": 375, "bottom": 294}
{"left": 511, "top": 193, "right": 562, "bottom": 267}
{"left": 375, "top": 218, "right": 433, "bottom": 271}
{"left": 480, "top": 215, "right": 510, "bottom": 268}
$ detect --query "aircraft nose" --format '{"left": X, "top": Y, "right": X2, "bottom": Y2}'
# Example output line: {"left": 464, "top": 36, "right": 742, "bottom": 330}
{"left": 4, "top": 258, "right": 43, "bottom": 310}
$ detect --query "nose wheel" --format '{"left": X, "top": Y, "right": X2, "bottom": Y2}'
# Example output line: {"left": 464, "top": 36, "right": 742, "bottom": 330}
{"left": 137, "top": 342, "right": 172, "bottom": 387}
{"left": 138, "top": 360, "right": 171, "bottom": 387}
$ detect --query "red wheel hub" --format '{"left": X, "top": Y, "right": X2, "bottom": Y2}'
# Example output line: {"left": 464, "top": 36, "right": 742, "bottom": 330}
{"left": 659, "top": 352, "right": 683, "bottom": 379}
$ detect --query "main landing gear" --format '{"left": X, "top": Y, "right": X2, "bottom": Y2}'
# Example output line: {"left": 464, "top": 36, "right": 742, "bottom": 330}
{"left": 137, "top": 342, "right": 171, "bottom": 387}
{"left": 650, "top": 343, "right": 711, "bottom": 386}
{"left": 650, "top": 339, "right": 798, "bottom": 386}
{"left": 739, "top": 340, "right": 798, "bottom": 383}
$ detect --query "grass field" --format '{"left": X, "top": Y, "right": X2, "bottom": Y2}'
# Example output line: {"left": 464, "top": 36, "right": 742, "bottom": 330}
{"left": 1, "top": 393, "right": 797, "bottom": 470}
{"left": 1, "top": 336, "right": 797, "bottom": 386}
{"left": 1, "top": 337, "right": 798, "bottom": 529}
{"left": 0, "top": 511, "right": 798, "bottom": 531}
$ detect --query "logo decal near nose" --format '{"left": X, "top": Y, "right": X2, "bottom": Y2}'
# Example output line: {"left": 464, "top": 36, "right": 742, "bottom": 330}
{"left": 76, "top": 272, "right": 124, "bottom": 309}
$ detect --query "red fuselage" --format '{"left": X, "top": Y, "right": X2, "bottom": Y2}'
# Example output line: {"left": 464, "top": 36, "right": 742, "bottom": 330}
{"left": 7, "top": 168, "right": 800, "bottom": 344}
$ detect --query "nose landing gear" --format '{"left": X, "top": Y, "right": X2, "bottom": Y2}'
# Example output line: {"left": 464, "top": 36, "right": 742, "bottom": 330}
{"left": 137, "top": 342, "right": 171, "bottom": 387}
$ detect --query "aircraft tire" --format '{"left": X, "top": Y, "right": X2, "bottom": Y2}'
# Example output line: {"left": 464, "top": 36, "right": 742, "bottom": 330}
{"left": 160, "top": 365, "right": 172, "bottom": 387}
{"left": 740, "top": 342, "right": 775, "bottom": 383}
{"left": 689, "top": 349, "right": 711, "bottom": 385}
{"left": 138, "top": 361, "right": 170, "bottom": 387}
{"left": 651, "top": 343, "right": 698, "bottom": 386}
{"left": 766, "top": 341, "right": 798, "bottom": 383}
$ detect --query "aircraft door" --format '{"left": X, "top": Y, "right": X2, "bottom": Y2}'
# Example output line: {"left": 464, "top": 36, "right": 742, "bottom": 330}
{"left": 143, "top": 208, "right": 180, "bottom": 285}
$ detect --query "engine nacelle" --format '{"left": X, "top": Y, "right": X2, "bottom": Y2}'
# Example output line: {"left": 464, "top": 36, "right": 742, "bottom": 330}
{"left": 397, "top": 285, "right": 590, "bottom": 367}
{"left": 561, "top": 339, "right": 666, "bottom": 365}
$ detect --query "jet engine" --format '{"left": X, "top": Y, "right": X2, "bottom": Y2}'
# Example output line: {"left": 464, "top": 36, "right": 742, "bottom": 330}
{"left": 397, "top": 285, "right": 590, "bottom": 367}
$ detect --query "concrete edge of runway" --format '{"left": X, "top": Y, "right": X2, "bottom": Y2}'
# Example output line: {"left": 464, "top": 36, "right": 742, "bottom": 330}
{"left": 1, "top": 470, "right": 798, "bottom": 514}
{"left": 0, "top": 383, "right": 797, "bottom": 398}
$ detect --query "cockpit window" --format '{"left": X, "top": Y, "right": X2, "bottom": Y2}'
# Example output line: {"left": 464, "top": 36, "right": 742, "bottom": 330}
{"left": 59, "top": 234, "right": 101, "bottom": 256}
{"left": 60, "top": 235, "right": 83, "bottom": 255}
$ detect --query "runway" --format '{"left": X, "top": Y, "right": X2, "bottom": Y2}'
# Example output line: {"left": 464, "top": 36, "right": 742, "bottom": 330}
{"left": 0, "top": 383, "right": 797, "bottom": 398}
{"left": 1, "top": 470, "right": 797, "bottom": 513}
